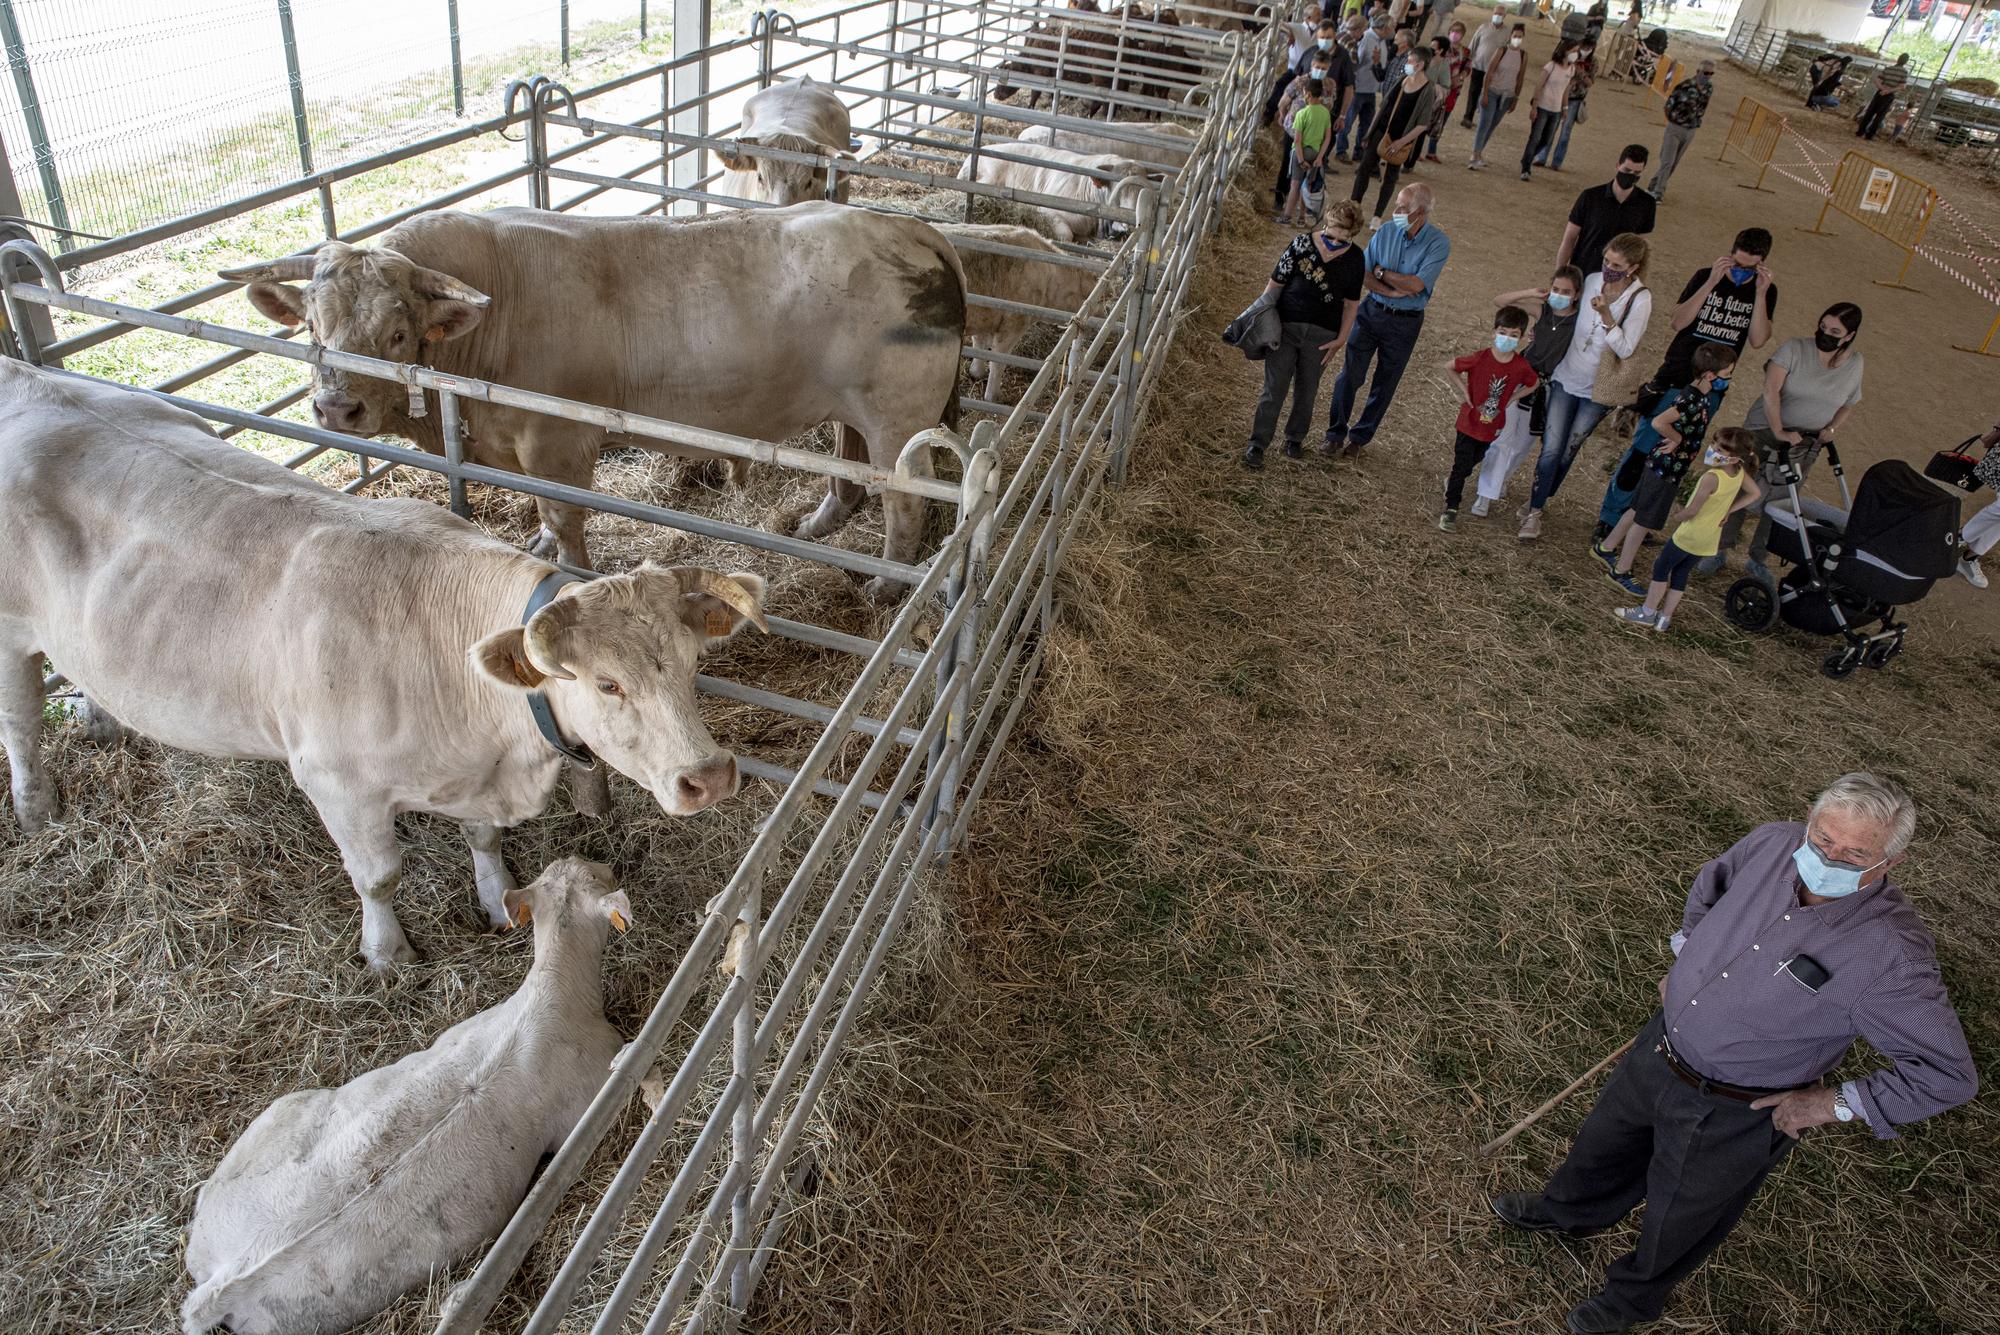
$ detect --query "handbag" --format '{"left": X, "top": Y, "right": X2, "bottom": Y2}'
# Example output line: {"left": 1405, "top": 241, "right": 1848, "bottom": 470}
{"left": 1924, "top": 438, "right": 1984, "bottom": 492}
{"left": 1376, "top": 87, "right": 1415, "bottom": 165}
{"left": 1590, "top": 282, "right": 1651, "bottom": 408}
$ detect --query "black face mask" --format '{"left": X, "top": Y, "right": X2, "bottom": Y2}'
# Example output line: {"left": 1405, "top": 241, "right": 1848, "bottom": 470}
{"left": 1614, "top": 169, "right": 1641, "bottom": 189}
{"left": 1814, "top": 328, "right": 1850, "bottom": 353}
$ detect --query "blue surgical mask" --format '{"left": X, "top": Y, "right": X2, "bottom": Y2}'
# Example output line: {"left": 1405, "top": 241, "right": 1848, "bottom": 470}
{"left": 1390, "top": 210, "right": 1411, "bottom": 229}
{"left": 1494, "top": 332, "right": 1521, "bottom": 353}
{"left": 1711, "top": 375, "right": 1731, "bottom": 392}
{"left": 1547, "top": 292, "right": 1573, "bottom": 311}
{"left": 1318, "top": 37, "right": 1333, "bottom": 49}
{"left": 1728, "top": 265, "right": 1757, "bottom": 284}
{"left": 1792, "top": 839, "right": 1885, "bottom": 899}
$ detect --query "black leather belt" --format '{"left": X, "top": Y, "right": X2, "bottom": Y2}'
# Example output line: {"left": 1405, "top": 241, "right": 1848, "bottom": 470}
{"left": 1371, "top": 302, "right": 1425, "bottom": 317}
{"left": 1656, "top": 1037, "right": 1817, "bottom": 1103}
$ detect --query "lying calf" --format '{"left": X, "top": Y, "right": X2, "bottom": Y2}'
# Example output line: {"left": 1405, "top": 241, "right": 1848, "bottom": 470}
{"left": 181, "top": 858, "right": 632, "bottom": 1335}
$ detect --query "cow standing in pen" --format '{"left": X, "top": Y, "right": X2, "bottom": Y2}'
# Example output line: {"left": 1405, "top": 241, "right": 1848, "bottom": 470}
{"left": 221, "top": 202, "right": 965, "bottom": 598}
{"left": 0, "top": 360, "right": 766, "bottom": 970}
{"left": 181, "top": 858, "right": 634, "bottom": 1335}
{"left": 937, "top": 223, "right": 1106, "bottom": 401}
{"left": 723, "top": 75, "right": 855, "bottom": 205}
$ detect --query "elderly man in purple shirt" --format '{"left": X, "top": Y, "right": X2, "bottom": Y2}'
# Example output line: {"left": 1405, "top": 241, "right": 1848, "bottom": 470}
{"left": 1491, "top": 773, "right": 1977, "bottom": 1335}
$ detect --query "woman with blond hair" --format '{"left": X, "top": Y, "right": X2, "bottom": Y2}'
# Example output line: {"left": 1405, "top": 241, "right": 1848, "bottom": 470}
{"left": 1519, "top": 232, "right": 1652, "bottom": 539}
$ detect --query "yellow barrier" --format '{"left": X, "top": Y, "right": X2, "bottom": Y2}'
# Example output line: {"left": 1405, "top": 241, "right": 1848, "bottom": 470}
{"left": 1647, "top": 56, "right": 1684, "bottom": 108}
{"left": 1715, "top": 95, "right": 1787, "bottom": 194}
{"left": 1798, "top": 149, "right": 1938, "bottom": 292}
{"left": 1956, "top": 310, "right": 2000, "bottom": 359}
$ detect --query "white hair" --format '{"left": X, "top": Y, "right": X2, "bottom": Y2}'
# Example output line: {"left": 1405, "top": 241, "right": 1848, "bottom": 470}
{"left": 1810, "top": 773, "right": 1917, "bottom": 856}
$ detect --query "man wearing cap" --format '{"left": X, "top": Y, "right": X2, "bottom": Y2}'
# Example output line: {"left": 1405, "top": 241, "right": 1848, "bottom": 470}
{"left": 1649, "top": 59, "right": 1714, "bottom": 201}
{"left": 1491, "top": 773, "right": 1978, "bottom": 1334}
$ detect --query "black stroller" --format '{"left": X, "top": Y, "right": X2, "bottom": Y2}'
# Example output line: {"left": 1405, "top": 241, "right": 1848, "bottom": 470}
{"left": 1722, "top": 445, "right": 1962, "bottom": 678}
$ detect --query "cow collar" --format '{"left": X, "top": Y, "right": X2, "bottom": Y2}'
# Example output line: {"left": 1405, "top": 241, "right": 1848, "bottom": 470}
{"left": 523, "top": 569, "right": 597, "bottom": 770}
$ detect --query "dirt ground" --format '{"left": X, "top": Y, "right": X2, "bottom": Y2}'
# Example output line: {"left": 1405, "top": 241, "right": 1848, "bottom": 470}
{"left": 740, "top": 17, "right": 2000, "bottom": 1335}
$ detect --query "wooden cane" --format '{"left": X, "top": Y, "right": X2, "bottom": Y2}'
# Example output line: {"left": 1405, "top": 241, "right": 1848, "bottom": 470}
{"left": 1478, "top": 1038, "right": 1638, "bottom": 1158}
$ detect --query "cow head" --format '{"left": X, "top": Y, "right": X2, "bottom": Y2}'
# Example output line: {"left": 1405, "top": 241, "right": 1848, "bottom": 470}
{"left": 220, "top": 242, "right": 490, "bottom": 438}
{"left": 720, "top": 132, "right": 857, "bottom": 206}
{"left": 1088, "top": 158, "right": 1169, "bottom": 238}
{"left": 501, "top": 857, "right": 634, "bottom": 954}
{"left": 471, "top": 564, "right": 769, "bottom": 816}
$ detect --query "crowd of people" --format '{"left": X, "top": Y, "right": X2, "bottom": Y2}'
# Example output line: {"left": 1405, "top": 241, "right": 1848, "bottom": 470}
{"left": 1238, "top": 2, "right": 1996, "bottom": 642}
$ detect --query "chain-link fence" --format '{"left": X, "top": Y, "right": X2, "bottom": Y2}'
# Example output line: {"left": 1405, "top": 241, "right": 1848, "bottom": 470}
{"left": 0, "top": 0, "right": 683, "bottom": 247}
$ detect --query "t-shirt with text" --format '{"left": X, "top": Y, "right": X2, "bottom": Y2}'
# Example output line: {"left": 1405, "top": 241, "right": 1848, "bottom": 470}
{"left": 1451, "top": 348, "right": 1540, "bottom": 442}
{"left": 1653, "top": 269, "right": 1778, "bottom": 387}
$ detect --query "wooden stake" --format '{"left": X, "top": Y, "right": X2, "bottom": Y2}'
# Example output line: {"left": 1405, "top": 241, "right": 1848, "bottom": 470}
{"left": 1478, "top": 1038, "right": 1638, "bottom": 1158}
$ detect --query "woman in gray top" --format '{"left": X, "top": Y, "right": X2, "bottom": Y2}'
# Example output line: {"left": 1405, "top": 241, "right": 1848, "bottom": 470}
{"left": 1705, "top": 302, "right": 1865, "bottom": 576}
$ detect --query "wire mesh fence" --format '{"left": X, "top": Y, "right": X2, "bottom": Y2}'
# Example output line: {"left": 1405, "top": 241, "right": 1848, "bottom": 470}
{"left": 0, "top": 0, "right": 756, "bottom": 247}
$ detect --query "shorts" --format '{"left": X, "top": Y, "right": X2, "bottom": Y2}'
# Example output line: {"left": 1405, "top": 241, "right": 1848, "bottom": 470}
{"left": 1631, "top": 467, "right": 1682, "bottom": 531}
{"left": 1650, "top": 538, "right": 1703, "bottom": 592}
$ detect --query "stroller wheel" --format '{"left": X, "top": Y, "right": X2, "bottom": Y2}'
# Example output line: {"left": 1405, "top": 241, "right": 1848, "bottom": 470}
{"left": 1864, "top": 637, "right": 1903, "bottom": 670}
{"left": 1821, "top": 645, "right": 1863, "bottom": 679}
{"left": 1724, "top": 577, "right": 1777, "bottom": 632}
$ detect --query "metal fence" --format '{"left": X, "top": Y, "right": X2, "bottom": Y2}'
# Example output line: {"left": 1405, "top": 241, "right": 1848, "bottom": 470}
{"left": 0, "top": 0, "right": 1278, "bottom": 1328}
{"left": 0, "top": 0, "right": 719, "bottom": 248}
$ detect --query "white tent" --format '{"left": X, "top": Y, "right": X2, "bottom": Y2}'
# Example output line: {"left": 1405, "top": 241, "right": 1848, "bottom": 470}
{"left": 1731, "top": 0, "right": 1876, "bottom": 40}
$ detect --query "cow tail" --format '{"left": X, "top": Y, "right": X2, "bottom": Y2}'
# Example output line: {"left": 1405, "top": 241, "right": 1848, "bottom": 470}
{"left": 936, "top": 235, "right": 968, "bottom": 433}
{"left": 180, "top": 1279, "right": 230, "bottom": 1335}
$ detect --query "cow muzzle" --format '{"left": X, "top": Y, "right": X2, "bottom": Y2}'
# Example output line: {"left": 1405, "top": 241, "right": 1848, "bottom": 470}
{"left": 313, "top": 391, "right": 370, "bottom": 434}
{"left": 666, "top": 753, "right": 740, "bottom": 815}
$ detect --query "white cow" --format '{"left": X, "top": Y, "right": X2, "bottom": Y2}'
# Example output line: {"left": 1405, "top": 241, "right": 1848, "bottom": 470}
{"left": 937, "top": 223, "right": 1105, "bottom": 401}
{"left": 0, "top": 360, "right": 766, "bottom": 970}
{"left": 723, "top": 75, "right": 856, "bottom": 205}
{"left": 1016, "top": 119, "right": 1196, "bottom": 171}
{"left": 959, "top": 141, "right": 1162, "bottom": 244}
{"left": 181, "top": 858, "right": 633, "bottom": 1335}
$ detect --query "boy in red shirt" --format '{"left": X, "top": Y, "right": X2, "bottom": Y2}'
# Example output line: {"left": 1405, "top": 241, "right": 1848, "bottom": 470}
{"left": 1439, "top": 306, "right": 1539, "bottom": 531}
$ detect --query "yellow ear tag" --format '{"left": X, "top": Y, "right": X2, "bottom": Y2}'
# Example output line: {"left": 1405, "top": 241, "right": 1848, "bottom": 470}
{"left": 609, "top": 908, "right": 629, "bottom": 933}
{"left": 423, "top": 325, "right": 445, "bottom": 343}
{"left": 511, "top": 901, "right": 532, "bottom": 928}
{"left": 704, "top": 609, "right": 733, "bottom": 637}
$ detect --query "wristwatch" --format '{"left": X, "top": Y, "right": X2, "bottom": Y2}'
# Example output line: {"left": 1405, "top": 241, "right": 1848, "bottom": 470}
{"left": 1832, "top": 1089, "right": 1856, "bottom": 1123}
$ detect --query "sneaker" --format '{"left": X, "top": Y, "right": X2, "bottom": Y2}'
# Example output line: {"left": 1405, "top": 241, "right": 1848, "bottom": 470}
{"left": 1745, "top": 556, "right": 1774, "bottom": 587}
{"left": 1653, "top": 614, "right": 1673, "bottom": 634}
{"left": 1241, "top": 444, "right": 1265, "bottom": 470}
{"left": 1423, "top": 152, "right": 1442, "bottom": 163}
{"left": 1960, "top": 556, "right": 1990, "bottom": 588}
{"left": 1517, "top": 509, "right": 1543, "bottom": 540}
{"left": 1368, "top": 216, "right": 1384, "bottom": 230}
{"left": 1319, "top": 435, "right": 1346, "bottom": 457}
{"left": 1467, "top": 157, "right": 1485, "bottom": 170}
{"left": 1469, "top": 496, "right": 1492, "bottom": 518}
{"left": 1282, "top": 440, "right": 1303, "bottom": 460}
{"left": 1519, "top": 170, "right": 1532, "bottom": 182}
{"left": 1694, "top": 553, "right": 1728, "bottom": 577}
{"left": 1438, "top": 508, "right": 1458, "bottom": 532}
{"left": 1591, "top": 521, "right": 1611, "bottom": 544}
{"left": 1609, "top": 570, "right": 1646, "bottom": 596}
{"left": 1590, "top": 543, "right": 1617, "bottom": 575}
{"left": 1611, "top": 605, "right": 1659, "bottom": 628}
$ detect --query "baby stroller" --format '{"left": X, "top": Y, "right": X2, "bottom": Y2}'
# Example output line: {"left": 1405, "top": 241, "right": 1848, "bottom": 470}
{"left": 1630, "top": 28, "right": 1670, "bottom": 83}
{"left": 1722, "top": 445, "right": 1961, "bottom": 679}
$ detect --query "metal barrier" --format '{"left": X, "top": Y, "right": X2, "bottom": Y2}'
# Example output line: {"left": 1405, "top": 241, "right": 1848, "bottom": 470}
{"left": 1797, "top": 148, "right": 1938, "bottom": 293}
{"left": 0, "top": 0, "right": 1284, "bottom": 1329}
{"left": 1715, "top": 94, "right": 1787, "bottom": 193}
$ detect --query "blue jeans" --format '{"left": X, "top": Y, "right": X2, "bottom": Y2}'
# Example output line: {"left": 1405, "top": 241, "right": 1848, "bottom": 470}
{"left": 1598, "top": 443, "right": 1649, "bottom": 528}
{"left": 1520, "top": 108, "right": 1561, "bottom": 173}
{"left": 1472, "top": 90, "right": 1509, "bottom": 158}
{"left": 1536, "top": 99, "right": 1583, "bottom": 168}
{"left": 1530, "top": 382, "right": 1612, "bottom": 510}
{"left": 1325, "top": 299, "right": 1425, "bottom": 450}
{"left": 1338, "top": 90, "right": 1377, "bottom": 156}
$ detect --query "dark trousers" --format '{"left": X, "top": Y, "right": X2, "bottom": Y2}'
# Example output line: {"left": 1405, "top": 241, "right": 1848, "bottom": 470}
{"left": 1325, "top": 300, "right": 1425, "bottom": 450}
{"left": 1460, "top": 66, "right": 1486, "bottom": 125}
{"left": 1249, "top": 321, "right": 1336, "bottom": 449}
{"left": 1337, "top": 89, "right": 1377, "bottom": 156}
{"left": 1532, "top": 1014, "right": 1798, "bottom": 1323}
{"left": 1521, "top": 107, "right": 1561, "bottom": 172}
{"left": 1857, "top": 89, "right": 1895, "bottom": 139}
{"left": 1445, "top": 430, "right": 1490, "bottom": 509}
{"left": 1273, "top": 130, "right": 1294, "bottom": 206}
{"left": 1350, "top": 140, "right": 1404, "bottom": 218}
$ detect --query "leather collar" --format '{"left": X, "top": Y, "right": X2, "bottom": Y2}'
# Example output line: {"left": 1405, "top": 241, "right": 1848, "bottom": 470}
{"left": 523, "top": 569, "right": 596, "bottom": 770}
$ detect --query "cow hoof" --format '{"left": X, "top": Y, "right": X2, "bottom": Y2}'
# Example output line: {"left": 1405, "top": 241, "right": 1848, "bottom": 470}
{"left": 363, "top": 942, "right": 422, "bottom": 976}
{"left": 860, "top": 576, "right": 908, "bottom": 606}
{"left": 11, "top": 786, "right": 59, "bottom": 834}
{"left": 528, "top": 526, "right": 559, "bottom": 558}
{"left": 74, "top": 698, "right": 132, "bottom": 747}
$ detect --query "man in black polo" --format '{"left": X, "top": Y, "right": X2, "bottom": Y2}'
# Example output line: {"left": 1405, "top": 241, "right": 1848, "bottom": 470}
{"left": 1640, "top": 226, "right": 1778, "bottom": 407}
{"left": 1554, "top": 144, "right": 1657, "bottom": 276}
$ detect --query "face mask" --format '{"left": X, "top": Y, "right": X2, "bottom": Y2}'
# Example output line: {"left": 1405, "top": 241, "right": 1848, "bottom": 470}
{"left": 1491, "top": 13, "right": 1504, "bottom": 23}
{"left": 1318, "top": 37, "right": 1332, "bottom": 49}
{"left": 1600, "top": 266, "right": 1628, "bottom": 283}
{"left": 1711, "top": 375, "right": 1731, "bottom": 392}
{"left": 1792, "top": 839, "right": 1885, "bottom": 899}
{"left": 1728, "top": 265, "right": 1757, "bottom": 284}
{"left": 1391, "top": 210, "right": 1411, "bottom": 229}
{"left": 1405, "top": 62, "right": 1419, "bottom": 77}
{"left": 1546, "top": 292, "right": 1573, "bottom": 311}
{"left": 1815, "top": 328, "right": 1850, "bottom": 352}
{"left": 1614, "top": 169, "right": 1641, "bottom": 189}
{"left": 1494, "top": 332, "right": 1522, "bottom": 354}
{"left": 1313, "top": 68, "right": 1330, "bottom": 80}
{"left": 1703, "top": 447, "right": 1729, "bottom": 466}
{"left": 1564, "top": 55, "right": 1577, "bottom": 65}
{"left": 1450, "top": 31, "right": 1463, "bottom": 44}
{"left": 1510, "top": 36, "right": 1523, "bottom": 47}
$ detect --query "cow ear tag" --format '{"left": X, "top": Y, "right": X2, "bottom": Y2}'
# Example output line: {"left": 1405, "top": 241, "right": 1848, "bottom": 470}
{"left": 423, "top": 325, "right": 445, "bottom": 343}
{"left": 704, "top": 608, "right": 734, "bottom": 637}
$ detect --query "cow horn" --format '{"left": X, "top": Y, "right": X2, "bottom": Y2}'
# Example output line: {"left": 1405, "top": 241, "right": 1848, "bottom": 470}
{"left": 410, "top": 265, "right": 492, "bottom": 309}
{"left": 218, "top": 254, "right": 319, "bottom": 284}
{"left": 523, "top": 592, "right": 585, "bottom": 681}
{"left": 670, "top": 567, "right": 769, "bottom": 633}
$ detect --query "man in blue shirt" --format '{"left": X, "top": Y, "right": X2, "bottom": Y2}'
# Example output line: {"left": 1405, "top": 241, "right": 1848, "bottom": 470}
{"left": 1322, "top": 184, "right": 1451, "bottom": 458}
